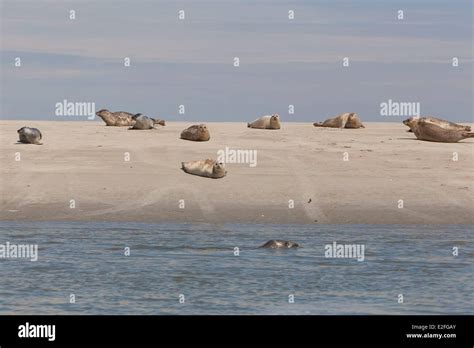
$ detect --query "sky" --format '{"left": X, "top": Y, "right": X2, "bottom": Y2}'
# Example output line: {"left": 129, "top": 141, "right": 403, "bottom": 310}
{"left": 0, "top": 0, "right": 472, "bottom": 122}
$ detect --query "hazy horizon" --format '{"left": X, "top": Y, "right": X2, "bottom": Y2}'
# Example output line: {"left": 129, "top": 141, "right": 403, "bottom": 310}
{"left": 1, "top": 0, "right": 472, "bottom": 122}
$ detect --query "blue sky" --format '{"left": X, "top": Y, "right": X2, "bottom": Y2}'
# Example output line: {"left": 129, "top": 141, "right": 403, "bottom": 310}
{"left": 0, "top": 0, "right": 472, "bottom": 122}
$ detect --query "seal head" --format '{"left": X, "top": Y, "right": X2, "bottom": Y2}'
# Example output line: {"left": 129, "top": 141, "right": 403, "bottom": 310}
{"left": 260, "top": 240, "right": 300, "bottom": 249}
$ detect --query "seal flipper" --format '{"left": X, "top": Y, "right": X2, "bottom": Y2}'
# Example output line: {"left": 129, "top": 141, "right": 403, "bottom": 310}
{"left": 36, "top": 130, "right": 43, "bottom": 144}
{"left": 465, "top": 132, "right": 474, "bottom": 139}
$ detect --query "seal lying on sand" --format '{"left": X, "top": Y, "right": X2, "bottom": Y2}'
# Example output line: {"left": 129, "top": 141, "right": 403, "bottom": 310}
{"left": 97, "top": 109, "right": 165, "bottom": 127}
{"left": 17, "top": 127, "right": 43, "bottom": 145}
{"left": 403, "top": 116, "right": 471, "bottom": 133}
{"left": 180, "top": 124, "right": 210, "bottom": 141}
{"left": 181, "top": 159, "right": 226, "bottom": 179}
{"left": 405, "top": 118, "right": 474, "bottom": 143}
{"left": 345, "top": 113, "right": 365, "bottom": 128}
{"left": 128, "top": 114, "right": 161, "bottom": 130}
{"left": 260, "top": 240, "right": 300, "bottom": 249}
{"left": 313, "top": 112, "right": 364, "bottom": 129}
{"left": 96, "top": 109, "right": 136, "bottom": 126}
{"left": 248, "top": 114, "right": 281, "bottom": 129}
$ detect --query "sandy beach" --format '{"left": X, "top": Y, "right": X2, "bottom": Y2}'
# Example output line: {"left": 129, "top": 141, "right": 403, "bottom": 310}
{"left": 0, "top": 120, "right": 472, "bottom": 224}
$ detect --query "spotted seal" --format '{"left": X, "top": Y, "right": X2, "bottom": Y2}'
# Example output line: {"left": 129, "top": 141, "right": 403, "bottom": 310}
{"left": 96, "top": 109, "right": 136, "bottom": 126}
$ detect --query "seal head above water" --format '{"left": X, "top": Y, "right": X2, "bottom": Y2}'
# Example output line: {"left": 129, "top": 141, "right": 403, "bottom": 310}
{"left": 260, "top": 240, "right": 300, "bottom": 249}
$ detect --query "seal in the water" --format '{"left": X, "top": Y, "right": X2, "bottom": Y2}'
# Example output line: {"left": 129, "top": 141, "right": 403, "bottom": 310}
{"left": 17, "top": 127, "right": 43, "bottom": 145}
{"left": 181, "top": 159, "right": 226, "bottom": 179}
{"left": 313, "top": 112, "right": 364, "bottom": 129}
{"left": 129, "top": 114, "right": 156, "bottom": 130}
{"left": 403, "top": 116, "right": 471, "bottom": 133}
{"left": 259, "top": 240, "right": 300, "bottom": 249}
{"left": 180, "top": 124, "right": 210, "bottom": 141}
{"left": 247, "top": 114, "right": 281, "bottom": 129}
{"left": 406, "top": 118, "right": 474, "bottom": 143}
{"left": 96, "top": 109, "right": 136, "bottom": 126}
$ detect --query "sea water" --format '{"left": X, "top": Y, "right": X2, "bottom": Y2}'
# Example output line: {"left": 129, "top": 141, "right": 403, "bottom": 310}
{"left": 0, "top": 222, "right": 472, "bottom": 315}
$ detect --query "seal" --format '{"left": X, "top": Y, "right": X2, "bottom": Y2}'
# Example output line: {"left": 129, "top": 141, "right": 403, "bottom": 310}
{"left": 259, "top": 240, "right": 300, "bottom": 249}
{"left": 403, "top": 116, "right": 471, "bottom": 133}
{"left": 247, "top": 114, "right": 281, "bottom": 129}
{"left": 17, "top": 127, "right": 43, "bottom": 145}
{"left": 344, "top": 113, "right": 365, "bottom": 129}
{"left": 129, "top": 114, "right": 156, "bottom": 130}
{"left": 181, "top": 159, "right": 226, "bottom": 179}
{"left": 313, "top": 113, "right": 350, "bottom": 128}
{"left": 406, "top": 118, "right": 474, "bottom": 143}
{"left": 96, "top": 109, "right": 136, "bottom": 126}
{"left": 313, "top": 112, "right": 364, "bottom": 129}
{"left": 180, "top": 124, "right": 210, "bottom": 141}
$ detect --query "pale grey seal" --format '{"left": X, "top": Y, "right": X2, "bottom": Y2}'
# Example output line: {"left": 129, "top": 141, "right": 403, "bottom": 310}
{"left": 129, "top": 114, "right": 156, "bottom": 130}
{"left": 181, "top": 159, "right": 226, "bottom": 179}
{"left": 248, "top": 114, "right": 281, "bottom": 129}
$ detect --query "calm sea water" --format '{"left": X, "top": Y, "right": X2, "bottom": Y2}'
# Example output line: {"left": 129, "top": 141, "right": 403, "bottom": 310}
{"left": 0, "top": 222, "right": 472, "bottom": 315}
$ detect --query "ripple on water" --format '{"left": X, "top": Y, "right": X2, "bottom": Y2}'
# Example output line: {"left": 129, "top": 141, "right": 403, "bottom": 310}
{"left": 0, "top": 222, "right": 472, "bottom": 314}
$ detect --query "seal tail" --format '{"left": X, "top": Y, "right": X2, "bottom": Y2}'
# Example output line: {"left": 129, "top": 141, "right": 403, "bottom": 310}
{"left": 464, "top": 132, "right": 474, "bottom": 138}
{"left": 247, "top": 122, "right": 251, "bottom": 128}
{"left": 153, "top": 119, "right": 165, "bottom": 126}
{"left": 313, "top": 122, "right": 323, "bottom": 127}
